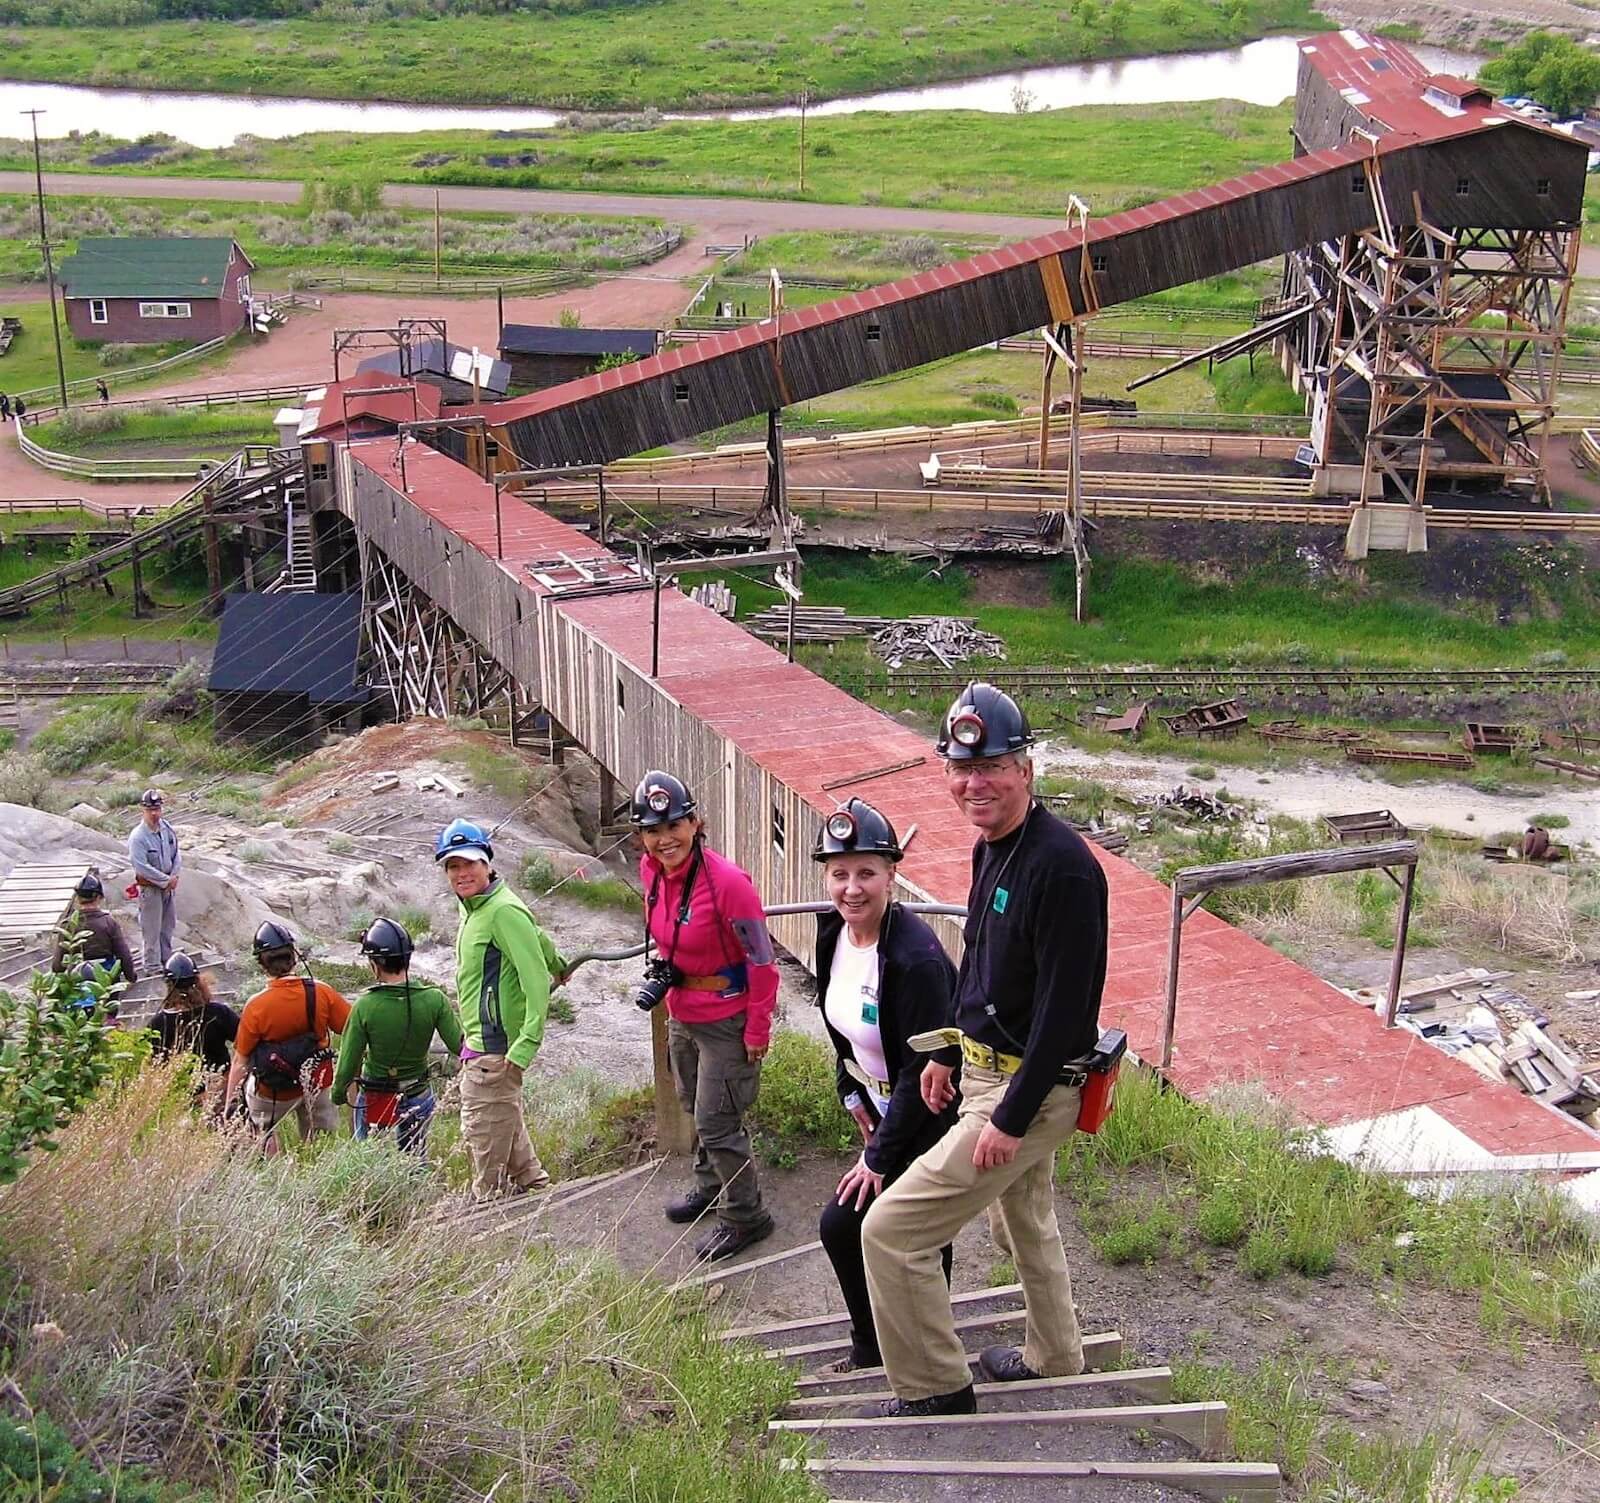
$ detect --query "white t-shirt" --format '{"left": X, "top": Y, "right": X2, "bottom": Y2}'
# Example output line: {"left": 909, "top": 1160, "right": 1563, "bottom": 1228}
{"left": 825, "top": 935, "right": 888, "bottom": 1093}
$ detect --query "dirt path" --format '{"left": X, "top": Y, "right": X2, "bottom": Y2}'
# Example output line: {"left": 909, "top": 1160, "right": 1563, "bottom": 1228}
{"left": 1036, "top": 741, "right": 1600, "bottom": 847}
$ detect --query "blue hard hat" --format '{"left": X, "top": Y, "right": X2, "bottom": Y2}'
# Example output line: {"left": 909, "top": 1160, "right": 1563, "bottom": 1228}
{"left": 434, "top": 818, "right": 493, "bottom": 865}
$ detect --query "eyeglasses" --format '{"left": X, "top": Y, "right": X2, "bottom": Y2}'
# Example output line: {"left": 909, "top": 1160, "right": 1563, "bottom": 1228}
{"left": 942, "top": 756, "right": 1021, "bottom": 780}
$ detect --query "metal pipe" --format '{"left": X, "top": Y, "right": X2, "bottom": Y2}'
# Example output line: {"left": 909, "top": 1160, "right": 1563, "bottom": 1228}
{"left": 1159, "top": 884, "right": 1186, "bottom": 1070}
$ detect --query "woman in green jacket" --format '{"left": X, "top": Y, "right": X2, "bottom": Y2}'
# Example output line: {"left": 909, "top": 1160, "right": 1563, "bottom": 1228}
{"left": 333, "top": 917, "right": 463, "bottom": 1154}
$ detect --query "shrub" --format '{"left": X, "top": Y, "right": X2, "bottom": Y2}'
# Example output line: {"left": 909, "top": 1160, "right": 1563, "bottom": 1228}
{"left": 747, "top": 1030, "right": 858, "bottom": 1163}
{"left": 1092, "top": 1203, "right": 1180, "bottom": 1265}
{"left": 97, "top": 342, "right": 149, "bottom": 368}
{"left": 0, "top": 751, "right": 56, "bottom": 809}
{"left": 1241, "top": 1229, "right": 1286, "bottom": 1279}
{"left": 1196, "top": 1186, "right": 1247, "bottom": 1247}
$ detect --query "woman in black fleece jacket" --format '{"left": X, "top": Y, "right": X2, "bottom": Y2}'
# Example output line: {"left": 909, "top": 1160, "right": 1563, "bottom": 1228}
{"left": 812, "top": 798, "right": 959, "bottom": 1372}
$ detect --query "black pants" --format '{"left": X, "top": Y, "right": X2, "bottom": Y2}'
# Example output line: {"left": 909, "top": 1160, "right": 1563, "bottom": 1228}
{"left": 820, "top": 1173, "right": 953, "bottom": 1366}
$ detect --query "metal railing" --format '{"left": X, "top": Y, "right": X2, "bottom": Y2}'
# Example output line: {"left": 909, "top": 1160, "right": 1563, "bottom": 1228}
{"left": 13, "top": 333, "right": 232, "bottom": 406}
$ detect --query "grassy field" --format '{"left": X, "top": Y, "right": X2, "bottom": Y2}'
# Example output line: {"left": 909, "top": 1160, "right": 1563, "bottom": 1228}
{"left": 0, "top": 0, "right": 1320, "bottom": 108}
{"left": 731, "top": 548, "right": 1600, "bottom": 670}
{"left": 30, "top": 400, "right": 280, "bottom": 456}
{"left": 0, "top": 192, "right": 672, "bottom": 285}
{"left": 0, "top": 98, "right": 1299, "bottom": 216}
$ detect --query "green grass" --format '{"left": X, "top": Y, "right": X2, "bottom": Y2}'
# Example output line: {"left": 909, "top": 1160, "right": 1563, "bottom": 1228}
{"left": 1062, "top": 1067, "right": 1600, "bottom": 1346}
{"left": 747, "top": 1030, "right": 859, "bottom": 1167}
{"left": 0, "top": 192, "right": 671, "bottom": 285}
{"left": 1172, "top": 1352, "right": 1524, "bottom": 1503}
{"left": 31, "top": 693, "right": 266, "bottom": 779}
{"left": 751, "top": 542, "right": 1600, "bottom": 672}
{"left": 522, "top": 850, "right": 640, "bottom": 911}
{"left": 0, "top": 316, "right": 204, "bottom": 406}
{"left": 31, "top": 400, "right": 279, "bottom": 456}
{"left": 443, "top": 740, "right": 552, "bottom": 801}
{"left": 0, "top": 0, "right": 1320, "bottom": 110}
{"left": 0, "top": 98, "right": 1299, "bottom": 218}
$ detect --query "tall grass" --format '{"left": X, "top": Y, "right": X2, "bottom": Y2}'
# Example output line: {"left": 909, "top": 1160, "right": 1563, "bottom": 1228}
{"left": 0, "top": 1063, "right": 814, "bottom": 1502}
{"left": 31, "top": 695, "right": 265, "bottom": 778}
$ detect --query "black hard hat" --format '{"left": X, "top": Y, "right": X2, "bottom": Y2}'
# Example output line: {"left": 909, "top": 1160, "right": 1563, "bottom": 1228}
{"left": 360, "top": 917, "right": 414, "bottom": 968}
{"left": 812, "top": 797, "right": 903, "bottom": 863}
{"left": 936, "top": 681, "right": 1035, "bottom": 760}
{"left": 252, "top": 920, "right": 297, "bottom": 957}
{"left": 164, "top": 951, "right": 200, "bottom": 987}
{"left": 631, "top": 770, "right": 697, "bottom": 828}
{"left": 75, "top": 872, "right": 104, "bottom": 900}
{"left": 140, "top": 788, "right": 164, "bottom": 808}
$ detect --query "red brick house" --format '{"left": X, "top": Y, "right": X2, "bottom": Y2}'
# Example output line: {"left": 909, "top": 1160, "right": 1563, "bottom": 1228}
{"left": 58, "top": 237, "right": 255, "bottom": 345}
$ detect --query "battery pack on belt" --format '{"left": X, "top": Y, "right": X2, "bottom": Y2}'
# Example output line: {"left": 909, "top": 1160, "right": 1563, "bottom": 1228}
{"left": 1076, "top": 1028, "right": 1128, "bottom": 1135}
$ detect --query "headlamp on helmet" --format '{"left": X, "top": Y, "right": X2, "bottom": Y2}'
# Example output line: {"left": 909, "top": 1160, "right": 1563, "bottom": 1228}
{"left": 949, "top": 711, "right": 986, "bottom": 749}
{"left": 646, "top": 786, "right": 672, "bottom": 815}
{"left": 825, "top": 809, "right": 857, "bottom": 843}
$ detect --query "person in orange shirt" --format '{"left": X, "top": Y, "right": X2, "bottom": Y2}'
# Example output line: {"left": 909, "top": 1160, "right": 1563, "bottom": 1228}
{"left": 223, "top": 920, "right": 351, "bottom": 1155}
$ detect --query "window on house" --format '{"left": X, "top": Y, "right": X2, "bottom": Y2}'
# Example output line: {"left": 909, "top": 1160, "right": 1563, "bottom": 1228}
{"left": 1091, "top": 254, "right": 1108, "bottom": 273}
{"left": 1536, "top": 177, "right": 1551, "bottom": 196}
{"left": 1351, "top": 173, "right": 1366, "bottom": 193}
{"left": 1456, "top": 177, "right": 1470, "bottom": 195}
{"left": 673, "top": 382, "right": 689, "bottom": 403}
{"left": 771, "top": 802, "right": 786, "bottom": 858}
{"left": 237, "top": 275, "right": 251, "bottom": 303}
{"left": 615, "top": 677, "right": 626, "bottom": 713}
{"left": 88, "top": 299, "right": 107, "bottom": 324}
{"left": 485, "top": 438, "right": 500, "bottom": 461}
{"left": 308, "top": 459, "right": 330, "bottom": 482}
{"left": 865, "top": 320, "right": 881, "bottom": 341}
{"left": 137, "top": 301, "right": 191, "bottom": 318}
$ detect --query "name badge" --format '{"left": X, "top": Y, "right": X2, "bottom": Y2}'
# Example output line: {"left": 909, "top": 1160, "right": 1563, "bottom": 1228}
{"left": 862, "top": 1000, "right": 879, "bottom": 1025}
{"left": 993, "top": 886, "right": 1010, "bottom": 915}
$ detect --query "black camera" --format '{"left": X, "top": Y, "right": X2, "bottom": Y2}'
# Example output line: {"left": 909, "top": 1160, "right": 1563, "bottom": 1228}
{"left": 635, "top": 957, "right": 684, "bottom": 1012}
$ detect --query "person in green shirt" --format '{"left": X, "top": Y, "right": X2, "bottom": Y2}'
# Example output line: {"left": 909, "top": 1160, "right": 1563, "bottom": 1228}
{"left": 333, "top": 916, "right": 463, "bottom": 1155}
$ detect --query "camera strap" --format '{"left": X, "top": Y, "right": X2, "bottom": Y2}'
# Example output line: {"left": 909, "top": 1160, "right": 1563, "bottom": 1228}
{"left": 645, "top": 840, "right": 704, "bottom": 972}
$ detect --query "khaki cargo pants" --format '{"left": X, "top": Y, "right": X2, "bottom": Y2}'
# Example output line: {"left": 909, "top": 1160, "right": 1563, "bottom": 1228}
{"left": 459, "top": 1054, "right": 550, "bottom": 1201}
{"left": 245, "top": 1077, "right": 338, "bottom": 1140}
{"left": 862, "top": 1065, "right": 1085, "bottom": 1401}
{"left": 667, "top": 1011, "right": 766, "bottom": 1229}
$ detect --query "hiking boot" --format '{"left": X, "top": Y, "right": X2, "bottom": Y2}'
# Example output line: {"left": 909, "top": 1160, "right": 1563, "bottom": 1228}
{"left": 977, "top": 1345, "right": 1046, "bottom": 1383}
{"left": 693, "top": 1215, "right": 775, "bottom": 1262}
{"left": 664, "top": 1187, "right": 719, "bottom": 1224}
{"left": 861, "top": 1384, "right": 977, "bottom": 1419}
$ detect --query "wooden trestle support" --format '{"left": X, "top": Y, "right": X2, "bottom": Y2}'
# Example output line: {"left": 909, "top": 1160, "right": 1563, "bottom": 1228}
{"left": 358, "top": 537, "right": 515, "bottom": 723}
{"left": 1283, "top": 159, "right": 1578, "bottom": 554}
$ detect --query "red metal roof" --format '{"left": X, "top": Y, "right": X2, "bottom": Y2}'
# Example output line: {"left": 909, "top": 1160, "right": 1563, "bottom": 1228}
{"left": 303, "top": 371, "right": 443, "bottom": 441}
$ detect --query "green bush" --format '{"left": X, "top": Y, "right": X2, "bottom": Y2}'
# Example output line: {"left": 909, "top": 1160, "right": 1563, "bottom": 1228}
{"left": 1092, "top": 1202, "right": 1180, "bottom": 1265}
{"left": 747, "top": 1030, "right": 857, "bottom": 1163}
{"left": 0, "top": 1410, "right": 170, "bottom": 1503}
{"left": 1241, "top": 1229, "right": 1285, "bottom": 1279}
{"left": 1195, "top": 1186, "right": 1248, "bottom": 1247}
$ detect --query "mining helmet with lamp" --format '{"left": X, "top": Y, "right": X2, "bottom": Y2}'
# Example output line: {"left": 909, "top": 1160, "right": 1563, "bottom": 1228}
{"left": 630, "top": 770, "right": 697, "bottom": 828}
{"left": 74, "top": 872, "right": 104, "bottom": 900}
{"left": 811, "top": 797, "right": 903, "bottom": 863}
{"left": 935, "top": 680, "right": 1035, "bottom": 761}
{"left": 164, "top": 951, "right": 200, "bottom": 988}
{"left": 434, "top": 818, "right": 493, "bottom": 865}
{"left": 252, "top": 919, "right": 297, "bottom": 958}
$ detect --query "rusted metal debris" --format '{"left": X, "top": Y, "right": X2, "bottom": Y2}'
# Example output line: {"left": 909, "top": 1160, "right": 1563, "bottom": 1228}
{"left": 1463, "top": 721, "right": 1539, "bottom": 755}
{"left": 1345, "top": 745, "right": 1474, "bottom": 770}
{"left": 1159, "top": 698, "right": 1249, "bottom": 740}
{"left": 1091, "top": 702, "right": 1148, "bottom": 737}
{"left": 1324, "top": 809, "right": 1410, "bottom": 844}
{"left": 1532, "top": 753, "right": 1600, "bottom": 783}
{"left": 1257, "top": 719, "right": 1367, "bottom": 746}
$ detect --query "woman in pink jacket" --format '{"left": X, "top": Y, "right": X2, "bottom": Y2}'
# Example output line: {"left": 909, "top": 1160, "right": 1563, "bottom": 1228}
{"left": 634, "top": 769, "right": 778, "bottom": 1262}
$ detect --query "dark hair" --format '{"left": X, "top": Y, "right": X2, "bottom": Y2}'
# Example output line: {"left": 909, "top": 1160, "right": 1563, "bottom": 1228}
{"left": 259, "top": 950, "right": 297, "bottom": 978}
{"left": 164, "top": 972, "right": 213, "bottom": 1009}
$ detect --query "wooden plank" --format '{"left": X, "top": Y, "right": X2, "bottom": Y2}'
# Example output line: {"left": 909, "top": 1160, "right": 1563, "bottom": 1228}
{"left": 792, "top": 1331, "right": 1123, "bottom": 1390}
{"left": 722, "top": 1282, "right": 1024, "bottom": 1342}
{"left": 671, "top": 1237, "right": 825, "bottom": 1292}
{"left": 795, "top": 1457, "right": 1281, "bottom": 1503}
{"left": 769, "top": 1305, "right": 1032, "bottom": 1361}
{"left": 1390, "top": 1152, "right": 1600, "bottom": 1177}
{"left": 782, "top": 1366, "right": 1175, "bottom": 1415}
{"left": 1172, "top": 840, "right": 1418, "bottom": 898}
{"left": 770, "top": 1400, "right": 1230, "bottom": 1455}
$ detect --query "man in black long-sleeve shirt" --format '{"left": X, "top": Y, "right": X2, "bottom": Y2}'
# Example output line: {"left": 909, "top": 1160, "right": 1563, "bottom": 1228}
{"left": 862, "top": 682, "right": 1108, "bottom": 1417}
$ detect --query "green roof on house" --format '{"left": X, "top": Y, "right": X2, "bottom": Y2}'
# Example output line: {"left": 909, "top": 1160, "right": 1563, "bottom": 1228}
{"left": 58, "top": 237, "right": 252, "bottom": 301}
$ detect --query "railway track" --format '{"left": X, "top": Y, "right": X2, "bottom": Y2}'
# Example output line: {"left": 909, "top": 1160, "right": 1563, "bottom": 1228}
{"left": 830, "top": 665, "right": 1600, "bottom": 701}
{"left": 0, "top": 666, "right": 172, "bottom": 697}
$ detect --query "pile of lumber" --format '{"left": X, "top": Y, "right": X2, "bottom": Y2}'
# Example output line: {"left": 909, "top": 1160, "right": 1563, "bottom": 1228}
{"left": 1458, "top": 1021, "right": 1600, "bottom": 1120}
{"left": 871, "top": 617, "right": 1007, "bottom": 669}
{"left": 745, "top": 605, "right": 893, "bottom": 644}
{"left": 1144, "top": 783, "right": 1242, "bottom": 822}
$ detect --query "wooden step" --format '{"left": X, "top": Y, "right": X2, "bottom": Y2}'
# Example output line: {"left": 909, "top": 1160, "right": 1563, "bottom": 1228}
{"left": 772, "top": 1399, "right": 1230, "bottom": 1456}
{"left": 723, "top": 1281, "right": 1025, "bottom": 1343}
{"left": 770, "top": 1304, "right": 1031, "bottom": 1363}
{"left": 791, "top": 1331, "right": 1123, "bottom": 1394}
{"left": 791, "top": 1456, "right": 1280, "bottom": 1503}
{"left": 782, "top": 1365, "right": 1175, "bottom": 1416}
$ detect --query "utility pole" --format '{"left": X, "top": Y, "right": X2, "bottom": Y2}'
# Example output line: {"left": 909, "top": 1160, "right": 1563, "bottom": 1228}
{"left": 798, "top": 88, "right": 808, "bottom": 195}
{"left": 23, "top": 109, "right": 68, "bottom": 411}
{"left": 433, "top": 189, "right": 442, "bottom": 282}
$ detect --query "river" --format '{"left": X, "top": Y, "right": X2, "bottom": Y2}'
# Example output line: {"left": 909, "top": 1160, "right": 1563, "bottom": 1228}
{"left": 0, "top": 37, "right": 1480, "bottom": 149}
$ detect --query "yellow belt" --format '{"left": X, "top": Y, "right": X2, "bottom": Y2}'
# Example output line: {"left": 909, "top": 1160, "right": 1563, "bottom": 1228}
{"left": 842, "top": 1057, "right": 894, "bottom": 1101}
{"left": 907, "top": 1027, "right": 1023, "bottom": 1076}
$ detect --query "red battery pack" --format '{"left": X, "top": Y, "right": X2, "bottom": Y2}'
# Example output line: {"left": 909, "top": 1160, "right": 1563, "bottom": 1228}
{"left": 1076, "top": 1028, "right": 1128, "bottom": 1135}
{"left": 363, "top": 1087, "right": 402, "bottom": 1128}
{"left": 307, "top": 1054, "right": 335, "bottom": 1091}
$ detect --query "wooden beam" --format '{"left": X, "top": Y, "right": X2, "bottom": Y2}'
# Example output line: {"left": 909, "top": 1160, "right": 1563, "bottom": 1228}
{"left": 671, "top": 1237, "right": 824, "bottom": 1292}
{"left": 722, "top": 1282, "right": 1024, "bottom": 1342}
{"left": 795, "top": 1457, "right": 1280, "bottom": 1503}
{"left": 781, "top": 1365, "right": 1175, "bottom": 1414}
{"left": 1172, "top": 840, "right": 1418, "bottom": 898}
{"left": 792, "top": 1331, "right": 1122, "bottom": 1390}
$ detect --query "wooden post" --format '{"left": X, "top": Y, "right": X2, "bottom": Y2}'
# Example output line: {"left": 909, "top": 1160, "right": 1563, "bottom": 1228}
{"left": 598, "top": 764, "right": 617, "bottom": 827}
{"left": 1159, "top": 885, "right": 1186, "bottom": 1070}
{"left": 130, "top": 541, "right": 145, "bottom": 619}
{"left": 596, "top": 469, "right": 609, "bottom": 546}
{"left": 1382, "top": 862, "right": 1418, "bottom": 1028}
{"left": 434, "top": 190, "right": 442, "bottom": 282}
{"left": 202, "top": 483, "right": 222, "bottom": 615}
{"left": 651, "top": 1005, "right": 695, "bottom": 1155}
